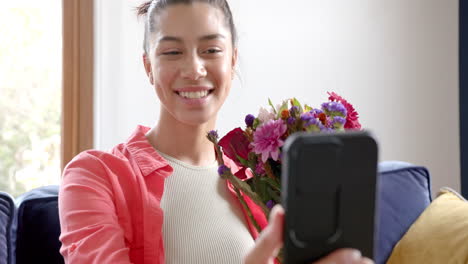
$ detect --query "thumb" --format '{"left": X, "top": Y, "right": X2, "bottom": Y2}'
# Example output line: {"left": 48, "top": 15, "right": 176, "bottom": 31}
{"left": 313, "top": 248, "right": 366, "bottom": 264}
{"left": 244, "top": 204, "right": 285, "bottom": 264}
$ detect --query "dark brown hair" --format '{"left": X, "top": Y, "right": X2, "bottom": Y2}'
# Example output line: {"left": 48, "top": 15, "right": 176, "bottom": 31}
{"left": 136, "top": 0, "right": 237, "bottom": 54}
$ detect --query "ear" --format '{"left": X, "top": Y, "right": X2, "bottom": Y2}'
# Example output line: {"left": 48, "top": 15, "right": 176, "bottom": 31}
{"left": 143, "top": 53, "right": 154, "bottom": 85}
{"left": 231, "top": 47, "right": 238, "bottom": 69}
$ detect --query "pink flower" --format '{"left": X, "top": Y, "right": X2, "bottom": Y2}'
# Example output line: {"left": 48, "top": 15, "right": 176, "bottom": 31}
{"left": 255, "top": 162, "right": 266, "bottom": 175}
{"left": 327, "top": 92, "right": 362, "bottom": 130}
{"left": 251, "top": 119, "right": 287, "bottom": 163}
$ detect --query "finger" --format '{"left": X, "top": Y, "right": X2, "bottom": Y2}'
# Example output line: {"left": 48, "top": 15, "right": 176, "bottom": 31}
{"left": 361, "top": 257, "right": 375, "bottom": 264}
{"left": 244, "top": 205, "right": 285, "bottom": 264}
{"left": 313, "top": 248, "right": 363, "bottom": 264}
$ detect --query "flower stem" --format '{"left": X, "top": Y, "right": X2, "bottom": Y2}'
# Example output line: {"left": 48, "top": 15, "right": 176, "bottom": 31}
{"left": 234, "top": 187, "right": 262, "bottom": 234}
{"left": 276, "top": 248, "right": 284, "bottom": 263}
{"left": 264, "top": 161, "right": 276, "bottom": 180}
{"left": 224, "top": 169, "right": 271, "bottom": 218}
{"left": 207, "top": 133, "right": 271, "bottom": 226}
{"left": 213, "top": 144, "right": 224, "bottom": 166}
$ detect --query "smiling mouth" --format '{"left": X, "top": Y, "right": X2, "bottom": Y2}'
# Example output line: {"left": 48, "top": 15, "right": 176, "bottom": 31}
{"left": 176, "top": 89, "right": 214, "bottom": 99}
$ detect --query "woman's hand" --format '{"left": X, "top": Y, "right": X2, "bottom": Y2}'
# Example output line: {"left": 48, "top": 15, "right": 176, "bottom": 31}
{"left": 244, "top": 205, "right": 374, "bottom": 264}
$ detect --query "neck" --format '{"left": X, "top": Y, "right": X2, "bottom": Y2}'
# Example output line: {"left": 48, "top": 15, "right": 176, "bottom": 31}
{"left": 146, "top": 110, "right": 217, "bottom": 167}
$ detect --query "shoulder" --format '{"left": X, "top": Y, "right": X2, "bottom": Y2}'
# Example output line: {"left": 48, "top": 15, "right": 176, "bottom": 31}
{"left": 64, "top": 146, "right": 124, "bottom": 172}
{"left": 62, "top": 144, "right": 133, "bottom": 185}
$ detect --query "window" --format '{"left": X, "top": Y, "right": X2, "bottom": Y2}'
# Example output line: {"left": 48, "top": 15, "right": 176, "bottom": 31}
{"left": 0, "top": 0, "right": 93, "bottom": 197}
{"left": 0, "top": 1, "right": 62, "bottom": 197}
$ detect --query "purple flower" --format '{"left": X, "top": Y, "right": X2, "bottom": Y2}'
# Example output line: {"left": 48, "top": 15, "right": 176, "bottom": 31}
{"left": 306, "top": 118, "right": 320, "bottom": 126}
{"left": 303, "top": 116, "right": 326, "bottom": 132}
{"left": 332, "top": 116, "right": 346, "bottom": 124}
{"left": 245, "top": 114, "right": 255, "bottom": 127}
{"left": 289, "top": 106, "right": 299, "bottom": 117}
{"left": 251, "top": 119, "right": 287, "bottom": 163}
{"left": 266, "top": 200, "right": 275, "bottom": 209}
{"left": 330, "top": 116, "right": 346, "bottom": 129}
{"left": 300, "top": 112, "right": 315, "bottom": 123}
{"left": 313, "top": 108, "right": 323, "bottom": 116}
{"left": 208, "top": 130, "right": 218, "bottom": 139}
{"left": 321, "top": 102, "right": 347, "bottom": 117}
{"left": 218, "top": 165, "right": 230, "bottom": 176}
{"left": 287, "top": 117, "right": 296, "bottom": 126}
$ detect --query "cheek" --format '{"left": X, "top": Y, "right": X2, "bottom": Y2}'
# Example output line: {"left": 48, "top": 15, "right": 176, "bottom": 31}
{"left": 211, "top": 58, "right": 232, "bottom": 87}
{"left": 154, "top": 63, "right": 178, "bottom": 93}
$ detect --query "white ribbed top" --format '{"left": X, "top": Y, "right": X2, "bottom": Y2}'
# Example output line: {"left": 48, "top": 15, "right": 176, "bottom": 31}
{"left": 158, "top": 152, "right": 255, "bottom": 264}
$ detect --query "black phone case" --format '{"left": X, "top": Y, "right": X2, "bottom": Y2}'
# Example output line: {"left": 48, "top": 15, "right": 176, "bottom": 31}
{"left": 281, "top": 131, "right": 378, "bottom": 264}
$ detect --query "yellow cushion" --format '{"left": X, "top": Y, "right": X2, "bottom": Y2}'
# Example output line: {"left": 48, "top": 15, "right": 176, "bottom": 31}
{"left": 387, "top": 187, "right": 468, "bottom": 264}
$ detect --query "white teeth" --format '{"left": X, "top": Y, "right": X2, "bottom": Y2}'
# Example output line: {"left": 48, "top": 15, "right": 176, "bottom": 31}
{"left": 179, "top": 90, "right": 209, "bottom": 99}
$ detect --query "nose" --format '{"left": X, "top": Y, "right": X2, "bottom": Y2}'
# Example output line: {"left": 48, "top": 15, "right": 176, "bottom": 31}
{"left": 181, "top": 53, "right": 207, "bottom": 81}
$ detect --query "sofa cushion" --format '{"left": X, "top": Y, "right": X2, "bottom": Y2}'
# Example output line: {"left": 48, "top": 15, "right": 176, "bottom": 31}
{"left": 387, "top": 188, "right": 468, "bottom": 263}
{"left": 375, "top": 161, "right": 432, "bottom": 264}
{"left": 0, "top": 192, "right": 15, "bottom": 264}
{"left": 15, "top": 185, "right": 63, "bottom": 264}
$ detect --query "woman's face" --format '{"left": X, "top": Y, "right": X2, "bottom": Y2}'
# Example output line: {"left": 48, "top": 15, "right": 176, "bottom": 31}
{"left": 144, "top": 3, "right": 237, "bottom": 126}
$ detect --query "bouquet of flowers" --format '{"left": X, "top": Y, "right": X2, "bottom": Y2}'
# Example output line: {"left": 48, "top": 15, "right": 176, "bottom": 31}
{"left": 206, "top": 92, "right": 361, "bottom": 234}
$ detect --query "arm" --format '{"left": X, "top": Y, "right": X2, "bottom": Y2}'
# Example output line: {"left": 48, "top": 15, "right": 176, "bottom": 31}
{"left": 59, "top": 152, "right": 132, "bottom": 264}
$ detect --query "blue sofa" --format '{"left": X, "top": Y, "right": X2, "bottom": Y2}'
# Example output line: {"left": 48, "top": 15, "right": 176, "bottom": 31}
{"left": 0, "top": 161, "right": 432, "bottom": 264}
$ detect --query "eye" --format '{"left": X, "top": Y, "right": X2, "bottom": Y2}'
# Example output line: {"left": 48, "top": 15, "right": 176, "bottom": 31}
{"left": 204, "top": 48, "right": 222, "bottom": 54}
{"left": 162, "top": 50, "right": 182, "bottom": 56}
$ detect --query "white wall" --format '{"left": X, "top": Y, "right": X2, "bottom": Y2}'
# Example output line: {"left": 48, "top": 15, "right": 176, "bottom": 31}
{"left": 94, "top": 0, "right": 460, "bottom": 194}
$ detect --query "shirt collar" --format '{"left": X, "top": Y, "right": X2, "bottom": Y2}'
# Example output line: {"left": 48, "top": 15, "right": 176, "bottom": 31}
{"left": 125, "top": 125, "right": 173, "bottom": 177}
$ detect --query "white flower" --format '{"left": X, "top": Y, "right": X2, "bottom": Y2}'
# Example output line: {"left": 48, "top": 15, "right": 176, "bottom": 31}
{"left": 257, "top": 107, "right": 275, "bottom": 124}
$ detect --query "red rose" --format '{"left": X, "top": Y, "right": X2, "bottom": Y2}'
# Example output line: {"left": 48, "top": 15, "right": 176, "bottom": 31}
{"left": 234, "top": 167, "right": 254, "bottom": 180}
{"left": 218, "top": 128, "right": 251, "bottom": 166}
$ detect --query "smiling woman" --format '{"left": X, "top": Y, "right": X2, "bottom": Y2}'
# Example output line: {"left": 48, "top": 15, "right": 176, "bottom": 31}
{"left": 57, "top": 1, "right": 373, "bottom": 264}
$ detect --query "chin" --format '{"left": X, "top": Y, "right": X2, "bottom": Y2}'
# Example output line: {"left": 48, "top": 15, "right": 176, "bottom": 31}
{"left": 177, "top": 111, "right": 216, "bottom": 127}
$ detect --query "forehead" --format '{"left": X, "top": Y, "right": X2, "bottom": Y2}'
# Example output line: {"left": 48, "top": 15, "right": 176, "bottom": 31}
{"left": 153, "top": 3, "right": 231, "bottom": 42}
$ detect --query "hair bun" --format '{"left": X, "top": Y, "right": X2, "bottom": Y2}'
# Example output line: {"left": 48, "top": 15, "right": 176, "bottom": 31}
{"left": 136, "top": 1, "right": 152, "bottom": 17}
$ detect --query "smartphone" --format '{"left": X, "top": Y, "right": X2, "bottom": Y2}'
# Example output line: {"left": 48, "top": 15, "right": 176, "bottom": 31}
{"left": 281, "top": 131, "right": 378, "bottom": 263}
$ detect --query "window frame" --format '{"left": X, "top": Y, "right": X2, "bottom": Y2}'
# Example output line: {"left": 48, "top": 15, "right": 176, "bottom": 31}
{"left": 62, "top": 0, "right": 94, "bottom": 170}
{"left": 461, "top": 0, "right": 468, "bottom": 197}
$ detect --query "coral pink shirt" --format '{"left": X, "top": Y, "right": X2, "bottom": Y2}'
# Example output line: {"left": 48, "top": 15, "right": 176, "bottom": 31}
{"left": 59, "top": 125, "right": 268, "bottom": 264}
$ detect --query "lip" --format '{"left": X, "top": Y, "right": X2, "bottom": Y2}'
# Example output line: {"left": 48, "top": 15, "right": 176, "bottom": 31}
{"left": 174, "top": 86, "right": 214, "bottom": 106}
{"left": 174, "top": 86, "right": 214, "bottom": 93}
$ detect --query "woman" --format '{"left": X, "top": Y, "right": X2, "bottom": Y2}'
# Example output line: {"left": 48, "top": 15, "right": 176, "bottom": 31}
{"left": 58, "top": 0, "right": 374, "bottom": 263}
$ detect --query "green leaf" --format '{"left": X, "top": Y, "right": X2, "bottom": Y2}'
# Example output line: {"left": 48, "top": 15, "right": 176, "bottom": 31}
{"left": 267, "top": 187, "right": 281, "bottom": 204}
{"left": 305, "top": 125, "right": 321, "bottom": 132}
{"left": 247, "top": 177, "right": 256, "bottom": 192}
{"left": 258, "top": 179, "right": 268, "bottom": 202}
{"left": 260, "top": 177, "right": 281, "bottom": 192}
{"left": 236, "top": 154, "right": 250, "bottom": 167}
{"left": 277, "top": 100, "right": 289, "bottom": 118}
{"left": 292, "top": 98, "right": 304, "bottom": 113}
{"left": 268, "top": 98, "right": 277, "bottom": 114}
{"left": 253, "top": 118, "right": 260, "bottom": 130}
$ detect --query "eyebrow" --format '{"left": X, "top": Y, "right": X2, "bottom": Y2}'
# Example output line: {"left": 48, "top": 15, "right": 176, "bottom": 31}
{"left": 158, "top": 33, "right": 226, "bottom": 43}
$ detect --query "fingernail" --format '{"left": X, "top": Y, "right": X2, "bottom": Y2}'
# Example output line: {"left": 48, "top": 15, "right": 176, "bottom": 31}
{"left": 269, "top": 205, "right": 284, "bottom": 221}
{"left": 350, "top": 250, "right": 362, "bottom": 260}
